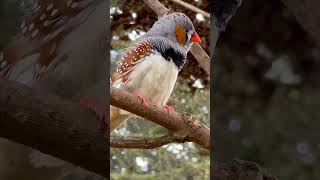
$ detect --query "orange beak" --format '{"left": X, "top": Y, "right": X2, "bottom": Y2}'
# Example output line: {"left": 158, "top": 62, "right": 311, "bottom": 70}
{"left": 191, "top": 32, "right": 201, "bottom": 43}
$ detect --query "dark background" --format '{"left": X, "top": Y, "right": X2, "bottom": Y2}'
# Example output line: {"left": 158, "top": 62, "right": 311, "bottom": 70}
{"left": 214, "top": 0, "right": 320, "bottom": 179}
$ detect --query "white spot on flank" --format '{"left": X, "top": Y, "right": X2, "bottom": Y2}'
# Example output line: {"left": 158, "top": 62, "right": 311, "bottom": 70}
{"left": 34, "top": 5, "right": 41, "bottom": 12}
{"left": 46, "top": 3, "right": 54, "bottom": 11}
{"left": 20, "top": 20, "right": 26, "bottom": 29}
{"left": 51, "top": 9, "right": 59, "bottom": 16}
{"left": 28, "top": 23, "right": 34, "bottom": 31}
{"left": 40, "top": 66, "right": 46, "bottom": 73}
{"left": 71, "top": 2, "right": 78, "bottom": 8}
{"left": 22, "top": 27, "right": 27, "bottom": 34}
{"left": 66, "top": 0, "right": 73, "bottom": 7}
{"left": 32, "top": 3, "right": 39, "bottom": 10}
{"left": 0, "top": 60, "right": 6, "bottom": 68}
{"left": 31, "top": 29, "right": 39, "bottom": 37}
{"left": 43, "top": 26, "right": 64, "bottom": 42}
{"left": 43, "top": 20, "right": 50, "bottom": 27}
{"left": 40, "top": 14, "right": 46, "bottom": 20}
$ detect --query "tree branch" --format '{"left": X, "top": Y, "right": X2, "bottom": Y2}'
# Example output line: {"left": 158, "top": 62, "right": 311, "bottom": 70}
{"left": 110, "top": 133, "right": 189, "bottom": 149}
{"left": 142, "top": 0, "right": 170, "bottom": 17}
{"left": 168, "top": 0, "right": 210, "bottom": 18}
{"left": 0, "top": 80, "right": 108, "bottom": 178}
{"left": 110, "top": 87, "right": 210, "bottom": 150}
{"left": 143, "top": 0, "right": 210, "bottom": 76}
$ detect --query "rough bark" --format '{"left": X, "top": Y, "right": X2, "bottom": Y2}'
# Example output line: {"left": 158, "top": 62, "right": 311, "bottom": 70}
{"left": 0, "top": 80, "right": 108, "bottom": 178}
{"left": 110, "top": 87, "right": 210, "bottom": 150}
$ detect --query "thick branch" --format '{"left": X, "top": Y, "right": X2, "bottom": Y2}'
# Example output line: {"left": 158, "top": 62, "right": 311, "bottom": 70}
{"left": 110, "top": 87, "right": 210, "bottom": 150}
{"left": 110, "top": 134, "right": 189, "bottom": 149}
{"left": 0, "top": 80, "right": 108, "bottom": 178}
{"left": 143, "top": 0, "right": 210, "bottom": 76}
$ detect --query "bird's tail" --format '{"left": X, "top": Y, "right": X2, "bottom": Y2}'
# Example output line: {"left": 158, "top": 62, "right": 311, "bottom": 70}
{"left": 110, "top": 105, "right": 131, "bottom": 132}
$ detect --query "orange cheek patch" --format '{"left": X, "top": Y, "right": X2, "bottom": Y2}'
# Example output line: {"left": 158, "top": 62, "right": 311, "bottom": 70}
{"left": 175, "top": 25, "right": 186, "bottom": 46}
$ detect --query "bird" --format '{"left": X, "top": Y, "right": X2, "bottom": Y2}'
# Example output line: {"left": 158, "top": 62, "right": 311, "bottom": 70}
{"left": 110, "top": 12, "right": 201, "bottom": 132}
{"left": 0, "top": 0, "right": 107, "bottom": 179}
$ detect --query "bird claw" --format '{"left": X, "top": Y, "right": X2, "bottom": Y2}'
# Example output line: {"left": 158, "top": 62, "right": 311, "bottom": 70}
{"left": 79, "top": 97, "right": 108, "bottom": 126}
{"left": 164, "top": 104, "right": 174, "bottom": 113}
{"left": 133, "top": 91, "right": 148, "bottom": 107}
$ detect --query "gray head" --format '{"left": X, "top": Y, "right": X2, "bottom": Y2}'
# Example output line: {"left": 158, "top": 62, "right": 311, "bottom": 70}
{"left": 142, "top": 12, "right": 201, "bottom": 52}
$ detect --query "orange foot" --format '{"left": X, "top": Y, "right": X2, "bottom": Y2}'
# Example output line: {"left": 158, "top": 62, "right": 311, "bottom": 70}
{"left": 80, "top": 97, "right": 108, "bottom": 126}
{"left": 133, "top": 91, "right": 148, "bottom": 107}
{"left": 164, "top": 104, "right": 175, "bottom": 113}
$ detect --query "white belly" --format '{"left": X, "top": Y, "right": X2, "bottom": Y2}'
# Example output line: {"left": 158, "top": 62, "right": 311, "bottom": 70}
{"left": 125, "top": 54, "right": 179, "bottom": 106}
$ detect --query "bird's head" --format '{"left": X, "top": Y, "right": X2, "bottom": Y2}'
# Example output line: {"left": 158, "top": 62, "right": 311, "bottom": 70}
{"left": 146, "top": 12, "right": 201, "bottom": 52}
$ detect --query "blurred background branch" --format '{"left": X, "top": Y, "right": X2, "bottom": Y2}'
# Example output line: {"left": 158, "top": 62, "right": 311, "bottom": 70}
{"left": 0, "top": 80, "right": 107, "bottom": 178}
{"left": 168, "top": 0, "right": 210, "bottom": 18}
{"left": 281, "top": 0, "right": 320, "bottom": 48}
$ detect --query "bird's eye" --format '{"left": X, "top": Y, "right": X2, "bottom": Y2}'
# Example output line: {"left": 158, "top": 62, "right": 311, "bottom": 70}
{"left": 185, "top": 30, "right": 189, "bottom": 42}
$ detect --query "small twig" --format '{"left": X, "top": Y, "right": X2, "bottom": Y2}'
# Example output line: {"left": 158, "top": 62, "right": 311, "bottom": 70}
{"left": 110, "top": 134, "right": 189, "bottom": 149}
{"left": 169, "top": 0, "right": 210, "bottom": 18}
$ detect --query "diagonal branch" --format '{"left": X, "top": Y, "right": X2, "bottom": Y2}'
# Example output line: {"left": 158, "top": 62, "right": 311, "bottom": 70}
{"left": 110, "top": 87, "right": 210, "bottom": 150}
{"left": 168, "top": 0, "right": 210, "bottom": 18}
{"left": 143, "top": 0, "right": 210, "bottom": 76}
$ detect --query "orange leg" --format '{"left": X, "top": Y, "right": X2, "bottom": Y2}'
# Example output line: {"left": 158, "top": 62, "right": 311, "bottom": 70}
{"left": 132, "top": 91, "right": 148, "bottom": 107}
{"left": 164, "top": 104, "right": 174, "bottom": 113}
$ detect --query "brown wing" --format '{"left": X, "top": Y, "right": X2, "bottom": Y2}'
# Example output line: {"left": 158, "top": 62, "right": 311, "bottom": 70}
{"left": 111, "top": 39, "right": 153, "bottom": 86}
{"left": 0, "top": 0, "right": 94, "bottom": 79}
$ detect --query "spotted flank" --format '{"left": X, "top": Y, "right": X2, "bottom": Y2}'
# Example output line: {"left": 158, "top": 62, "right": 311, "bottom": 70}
{"left": 111, "top": 39, "right": 153, "bottom": 85}
{"left": 19, "top": 0, "right": 94, "bottom": 40}
{"left": 0, "top": 51, "right": 9, "bottom": 78}
{"left": 0, "top": 0, "right": 95, "bottom": 80}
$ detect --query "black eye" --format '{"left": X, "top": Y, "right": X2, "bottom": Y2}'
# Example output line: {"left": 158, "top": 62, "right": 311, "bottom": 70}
{"left": 185, "top": 30, "right": 189, "bottom": 42}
